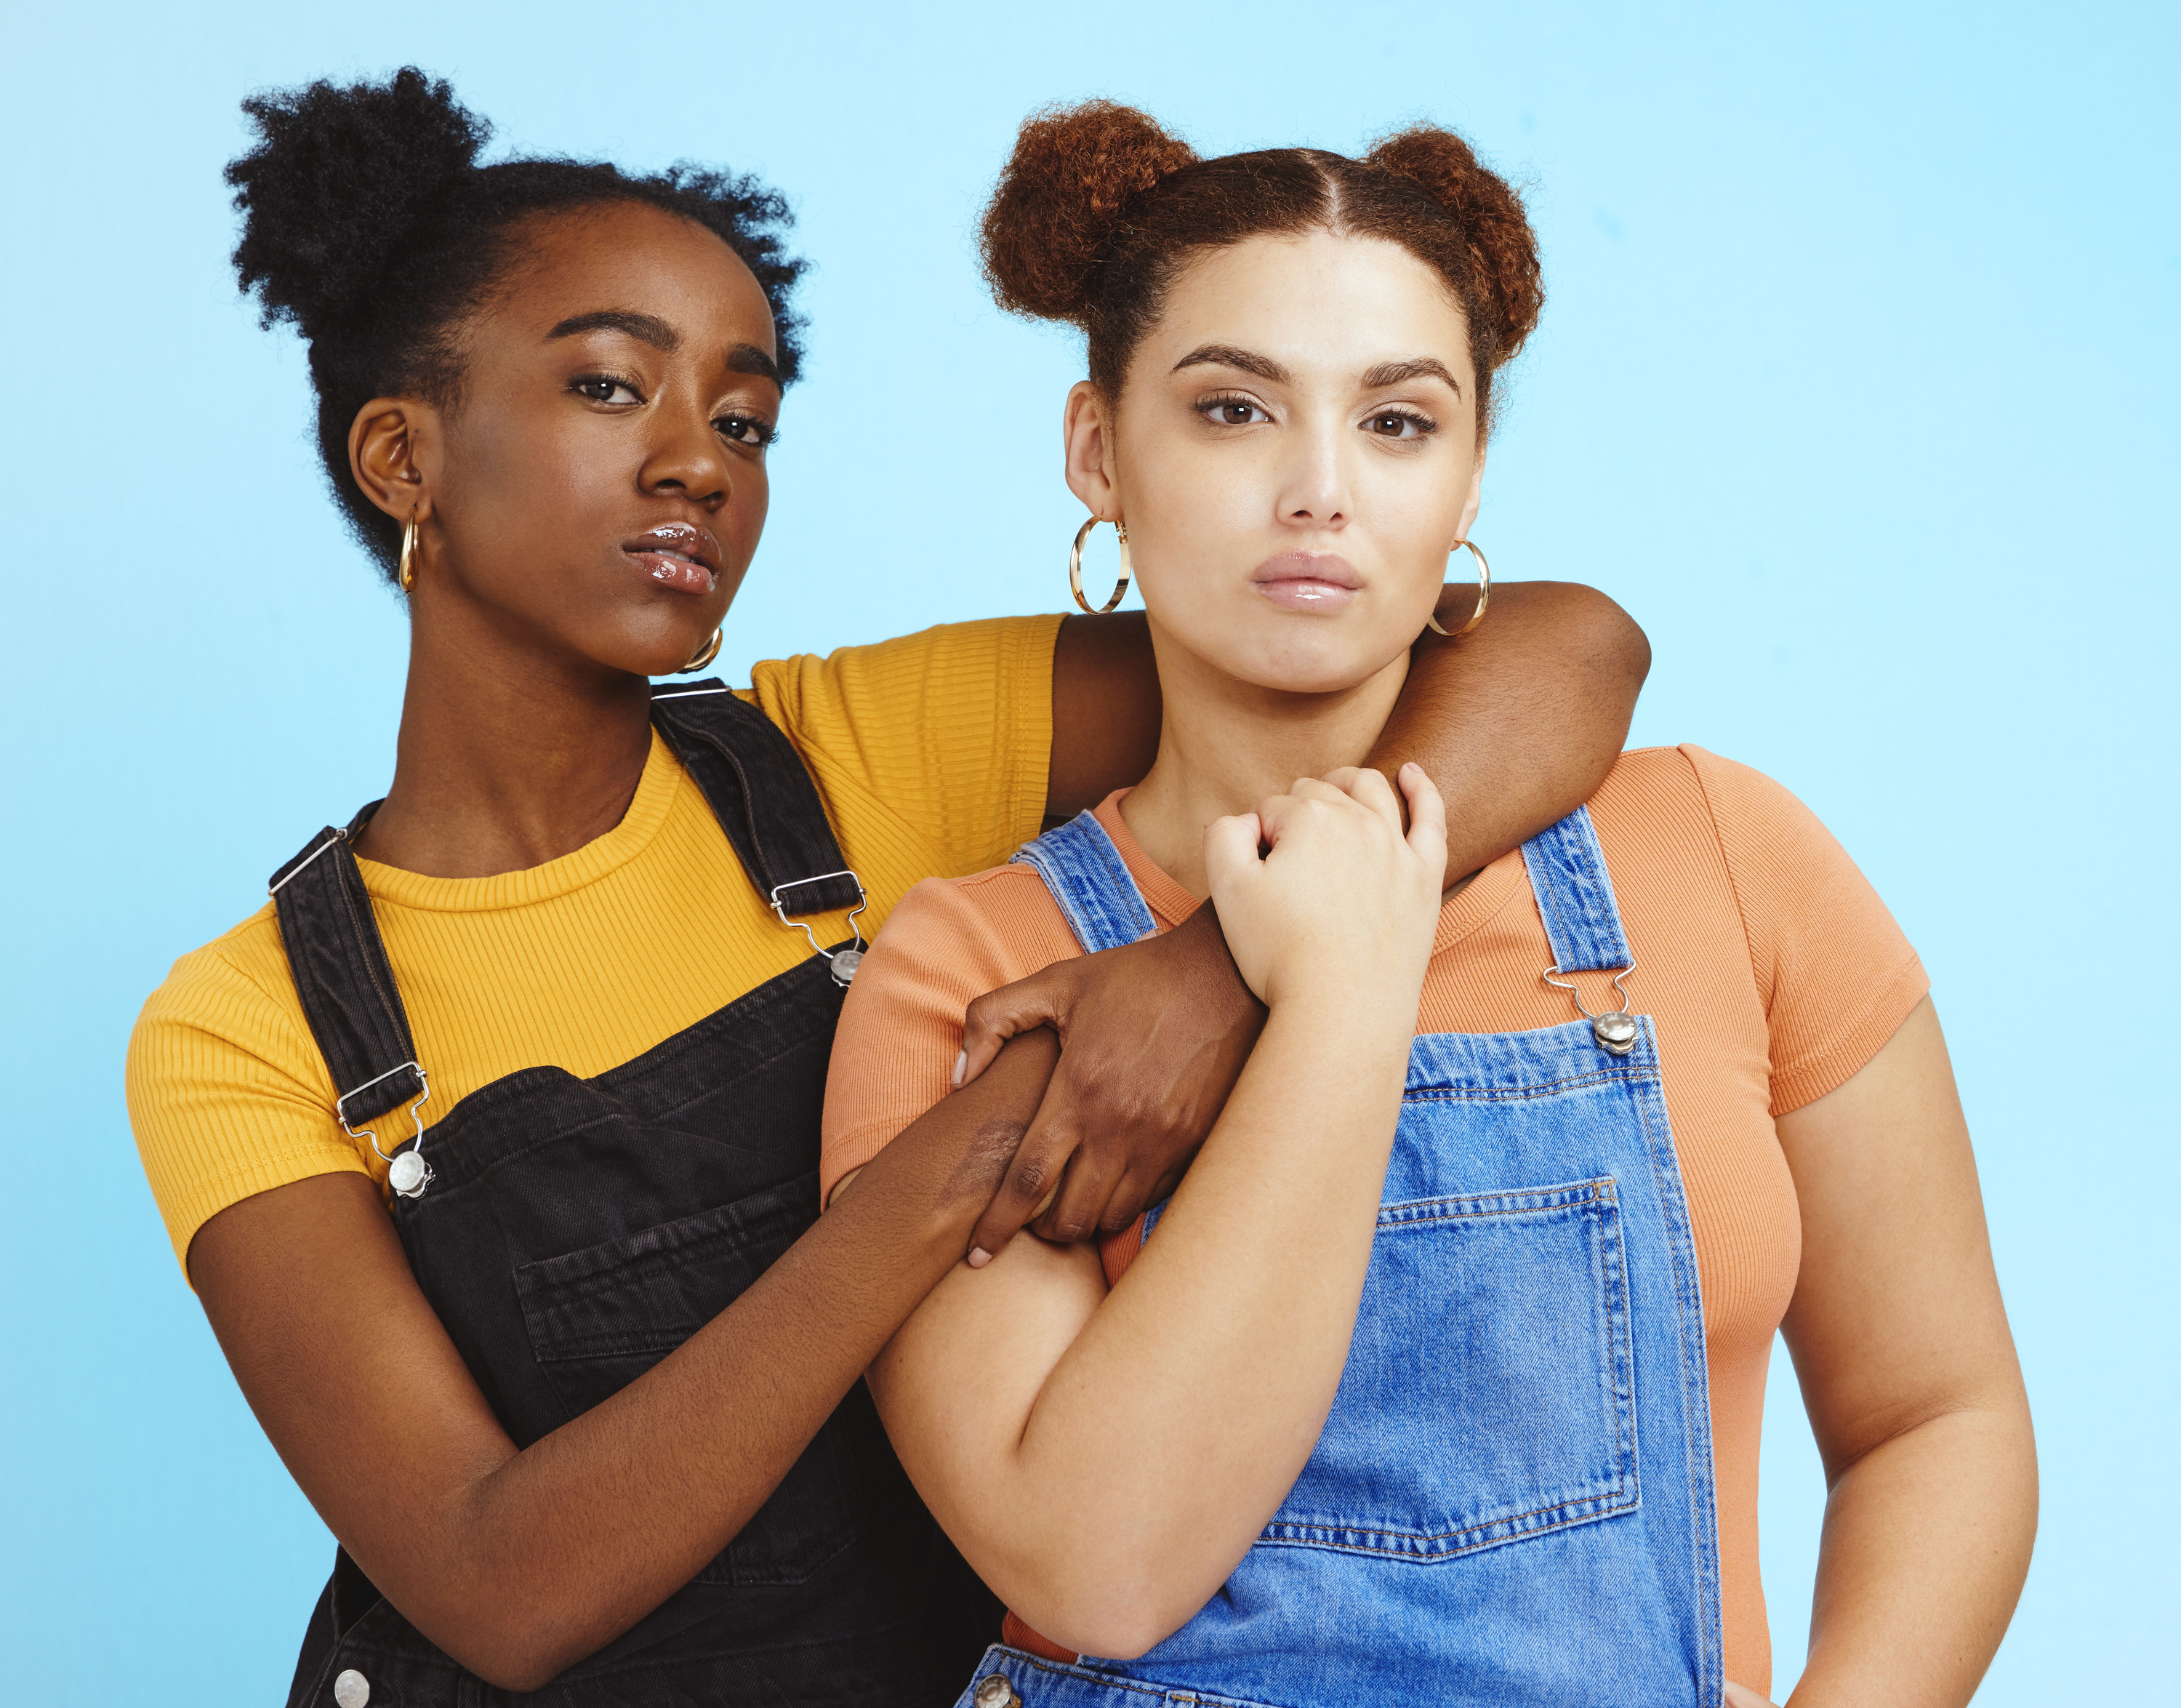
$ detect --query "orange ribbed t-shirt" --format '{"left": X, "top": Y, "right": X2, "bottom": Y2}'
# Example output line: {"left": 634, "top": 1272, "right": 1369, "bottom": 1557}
{"left": 821, "top": 746, "right": 1929, "bottom": 1699}
{"left": 128, "top": 616, "right": 1061, "bottom": 1277}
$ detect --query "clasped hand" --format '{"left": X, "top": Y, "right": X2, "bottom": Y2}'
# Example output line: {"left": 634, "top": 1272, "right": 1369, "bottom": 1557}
{"left": 956, "top": 765, "right": 1445, "bottom": 1261}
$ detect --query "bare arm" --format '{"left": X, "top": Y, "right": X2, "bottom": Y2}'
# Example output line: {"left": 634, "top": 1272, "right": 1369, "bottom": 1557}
{"left": 1761, "top": 998, "right": 2036, "bottom": 1707}
{"left": 867, "top": 769, "right": 1445, "bottom": 1658}
{"left": 189, "top": 1031, "right": 1059, "bottom": 1693}
{"left": 1047, "top": 581, "right": 1650, "bottom": 855}
{"left": 962, "top": 582, "right": 1648, "bottom": 1254}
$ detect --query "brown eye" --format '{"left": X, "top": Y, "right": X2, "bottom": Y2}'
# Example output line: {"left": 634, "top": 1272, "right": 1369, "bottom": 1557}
{"left": 1200, "top": 396, "right": 1269, "bottom": 426}
{"left": 717, "top": 414, "right": 777, "bottom": 448}
{"left": 1367, "top": 410, "right": 1435, "bottom": 440}
{"left": 573, "top": 374, "right": 641, "bottom": 405}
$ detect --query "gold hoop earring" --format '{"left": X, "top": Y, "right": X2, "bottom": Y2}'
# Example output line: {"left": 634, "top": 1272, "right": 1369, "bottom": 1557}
{"left": 683, "top": 628, "right": 723, "bottom": 673}
{"left": 1069, "top": 516, "right": 1133, "bottom": 615}
{"left": 1424, "top": 538, "right": 1490, "bottom": 638}
{"left": 398, "top": 509, "right": 422, "bottom": 593}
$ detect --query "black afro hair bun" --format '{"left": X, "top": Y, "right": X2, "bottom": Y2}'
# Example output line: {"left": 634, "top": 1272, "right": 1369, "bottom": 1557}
{"left": 227, "top": 67, "right": 486, "bottom": 340}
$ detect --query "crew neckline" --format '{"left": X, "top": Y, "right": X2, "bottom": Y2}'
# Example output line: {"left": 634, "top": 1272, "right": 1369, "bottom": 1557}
{"left": 355, "top": 729, "right": 688, "bottom": 913}
{"left": 1088, "top": 788, "right": 1528, "bottom": 959}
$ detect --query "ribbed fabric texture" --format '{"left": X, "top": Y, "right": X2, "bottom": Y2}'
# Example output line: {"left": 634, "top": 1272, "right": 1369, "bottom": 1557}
{"left": 822, "top": 747, "right": 1929, "bottom": 1698}
{"left": 127, "top": 615, "right": 1061, "bottom": 1279}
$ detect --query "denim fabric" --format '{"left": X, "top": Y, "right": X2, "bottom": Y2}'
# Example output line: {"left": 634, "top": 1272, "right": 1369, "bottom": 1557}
{"left": 1011, "top": 812, "right": 1158, "bottom": 952}
{"left": 273, "top": 682, "right": 998, "bottom": 1708}
{"left": 1009, "top": 808, "right": 1724, "bottom": 1707}
{"left": 951, "top": 1645, "right": 1282, "bottom": 1707}
{"left": 1519, "top": 805, "right": 1634, "bottom": 973}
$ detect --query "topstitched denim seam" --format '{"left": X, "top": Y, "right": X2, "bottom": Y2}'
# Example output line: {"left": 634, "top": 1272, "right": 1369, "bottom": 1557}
{"left": 1373, "top": 1185, "right": 1613, "bottom": 1224}
{"left": 1261, "top": 1476, "right": 1636, "bottom": 1552}
{"left": 1630, "top": 1033, "right": 1718, "bottom": 1708}
{"left": 1402, "top": 1067, "right": 1658, "bottom": 1102}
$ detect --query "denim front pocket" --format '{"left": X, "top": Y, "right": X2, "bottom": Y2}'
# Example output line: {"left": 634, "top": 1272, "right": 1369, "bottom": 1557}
{"left": 513, "top": 1173, "right": 900, "bottom": 1587}
{"left": 1260, "top": 1176, "right": 1637, "bottom": 1560}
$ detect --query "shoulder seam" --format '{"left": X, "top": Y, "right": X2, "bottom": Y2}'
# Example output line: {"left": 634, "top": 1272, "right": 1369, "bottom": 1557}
{"left": 1677, "top": 745, "right": 1769, "bottom": 1020}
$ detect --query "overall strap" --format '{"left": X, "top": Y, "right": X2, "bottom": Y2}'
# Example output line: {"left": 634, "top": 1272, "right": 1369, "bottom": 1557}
{"left": 648, "top": 680, "right": 863, "bottom": 918}
{"left": 268, "top": 681, "right": 861, "bottom": 1142}
{"left": 1519, "top": 804, "right": 1632, "bottom": 974}
{"left": 270, "top": 805, "right": 426, "bottom": 1131}
{"left": 1011, "top": 810, "right": 1157, "bottom": 953}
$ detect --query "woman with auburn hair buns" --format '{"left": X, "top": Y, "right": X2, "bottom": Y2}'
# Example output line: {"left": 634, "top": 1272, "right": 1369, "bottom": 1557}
{"left": 126, "top": 70, "right": 1651, "bottom": 1708}
{"left": 824, "top": 101, "right": 2036, "bottom": 1708}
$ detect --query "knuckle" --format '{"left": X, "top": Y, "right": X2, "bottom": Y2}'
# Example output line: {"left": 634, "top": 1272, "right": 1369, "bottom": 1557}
{"left": 1008, "top": 1156, "right": 1053, "bottom": 1199}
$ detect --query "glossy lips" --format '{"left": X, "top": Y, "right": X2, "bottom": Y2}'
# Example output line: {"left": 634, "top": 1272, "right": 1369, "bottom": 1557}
{"left": 624, "top": 522, "right": 720, "bottom": 595}
{"left": 1251, "top": 550, "right": 1363, "bottom": 613}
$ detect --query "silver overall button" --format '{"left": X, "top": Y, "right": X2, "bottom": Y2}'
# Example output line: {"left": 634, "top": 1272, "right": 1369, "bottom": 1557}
{"left": 387, "top": 1150, "right": 429, "bottom": 1195}
{"left": 972, "top": 1674, "right": 1021, "bottom": 1708}
{"left": 829, "top": 947, "right": 864, "bottom": 985}
{"left": 1592, "top": 1011, "right": 1639, "bottom": 1055}
{"left": 332, "top": 1670, "right": 371, "bottom": 1708}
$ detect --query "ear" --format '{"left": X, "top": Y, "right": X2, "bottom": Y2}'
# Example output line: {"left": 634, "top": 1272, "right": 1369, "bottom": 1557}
{"left": 1454, "top": 442, "right": 1487, "bottom": 544}
{"left": 1061, "top": 382, "right": 1121, "bottom": 521}
{"left": 348, "top": 396, "right": 442, "bottom": 526}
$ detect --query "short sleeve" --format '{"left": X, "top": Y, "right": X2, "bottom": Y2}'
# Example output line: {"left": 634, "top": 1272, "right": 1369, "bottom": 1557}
{"left": 820, "top": 866, "right": 1083, "bottom": 1204}
{"left": 746, "top": 616, "right": 1063, "bottom": 880}
{"left": 1684, "top": 747, "right": 1929, "bottom": 1117}
{"left": 126, "top": 937, "right": 371, "bottom": 1279}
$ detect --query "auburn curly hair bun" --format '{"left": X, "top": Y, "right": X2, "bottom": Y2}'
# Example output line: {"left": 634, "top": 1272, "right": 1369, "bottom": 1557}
{"left": 978, "top": 101, "right": 1542, "bottom": 426}
{"left": 980, "top": 100, "right": 1199, "bottom": 321}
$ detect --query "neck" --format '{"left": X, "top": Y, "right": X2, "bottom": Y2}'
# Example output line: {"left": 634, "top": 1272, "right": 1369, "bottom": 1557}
{"left": 353, "top": 590, "right": 659, "bottom": 879}
{"left": 1119, "top": 624, "right": 1410, "bottom": 898}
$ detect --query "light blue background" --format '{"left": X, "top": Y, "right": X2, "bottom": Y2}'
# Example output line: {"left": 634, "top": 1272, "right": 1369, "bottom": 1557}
{"left": 1, "top": 2, "right": 2172, "bottom": 1701}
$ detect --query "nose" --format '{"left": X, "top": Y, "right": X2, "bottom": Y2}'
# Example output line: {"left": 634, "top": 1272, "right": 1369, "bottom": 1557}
{"left": 1276, "top": 413, "right": 1349, "bottom": 532}
{"left": 638, "top": 398, "right": 731, "bottom": 509}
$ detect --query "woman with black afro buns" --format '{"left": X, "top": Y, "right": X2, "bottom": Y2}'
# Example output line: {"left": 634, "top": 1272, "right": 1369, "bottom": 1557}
{"left": 126, "top": 69, "right": 1653, "bottom": 1707}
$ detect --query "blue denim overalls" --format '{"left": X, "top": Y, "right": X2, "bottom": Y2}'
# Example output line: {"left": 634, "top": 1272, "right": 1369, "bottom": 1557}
{"left": 953, "top": 806, "right": 1724, "bottom": 1708}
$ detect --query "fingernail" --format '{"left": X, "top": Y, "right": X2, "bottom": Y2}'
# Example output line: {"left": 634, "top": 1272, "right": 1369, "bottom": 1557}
{"left": 966, "top": 1247, "right": 992, "bottom": 1269}
{"left": 951, "top": 1051, "right": 966, "bottom": 1088}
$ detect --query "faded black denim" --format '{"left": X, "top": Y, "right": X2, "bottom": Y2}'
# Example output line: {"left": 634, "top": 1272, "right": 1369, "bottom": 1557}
{"left": 270, "top": 683, "right": 997, "bottom": 1708}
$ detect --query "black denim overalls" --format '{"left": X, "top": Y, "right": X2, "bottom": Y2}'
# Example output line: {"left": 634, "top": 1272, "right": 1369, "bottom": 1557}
{"left": 268, "top": 681, "right": 997, "bottom": 1708}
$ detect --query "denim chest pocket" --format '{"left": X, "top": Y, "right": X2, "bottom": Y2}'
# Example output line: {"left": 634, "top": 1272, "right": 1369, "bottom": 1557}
{"left": 1262, "top": 1176, "right": 1637, "bottom": 1560}
{"left": 513, "top": 1174, "right": 902, "bottom": 1587}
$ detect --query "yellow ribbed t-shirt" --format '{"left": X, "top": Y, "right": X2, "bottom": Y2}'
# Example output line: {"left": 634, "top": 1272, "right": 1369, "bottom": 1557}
{"left": 127, "top": 615, "right": 1062, "bottom": 1278}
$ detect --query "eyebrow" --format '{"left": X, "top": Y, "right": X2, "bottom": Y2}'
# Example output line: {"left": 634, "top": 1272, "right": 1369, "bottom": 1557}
{"left": 547, "top": 310, "right": 681, "bottom": 350}
{"left": 1359, "top": 357, "right": 1463, "bottom": 396}
{"left": 1172, "top": 344, "right": 1291, "bottom": 384}
{"left": 726, "top": 342, "right": 783, "bottom": 390}
{"left": 545, "top": 313, "right": 782, "bottom": 391}
{"left": 1172, "top": 344, "right": 1463, "bottom": 397}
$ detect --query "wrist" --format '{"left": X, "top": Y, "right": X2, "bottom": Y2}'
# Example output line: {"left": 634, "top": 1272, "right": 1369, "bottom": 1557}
{"left": 1258, "top": 988, "right": 1418, "bottom": 1064}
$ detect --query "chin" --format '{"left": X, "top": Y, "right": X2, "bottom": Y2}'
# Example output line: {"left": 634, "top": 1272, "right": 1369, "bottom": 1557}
{"left": 1227, "top": 637, "right": 1405, "bottom": 697}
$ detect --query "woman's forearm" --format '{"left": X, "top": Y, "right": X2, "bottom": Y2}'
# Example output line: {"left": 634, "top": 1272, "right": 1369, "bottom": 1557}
{"left": 1372, "top": 582, "right": 1647, "bottom": 878}
{"left": 449, "top": 1045, "right": 1059, "bottom": 1678}
{"left": 1786, "top": 1403, "right": 2037, "bottom": 1707}
{"left": 872, "top": 999, "right": 1413, "bottom": 1658}
{"left": 1051, "top": 585, "right": 1647, "bottom": 877}
{"left": 196, "top": 1032, "right": 1059, "bottom": 1692}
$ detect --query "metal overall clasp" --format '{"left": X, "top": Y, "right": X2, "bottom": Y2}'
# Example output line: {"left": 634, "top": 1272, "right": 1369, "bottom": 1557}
{"left": 337, "top": 1062, "right": 435, "bottom": 1197}
{"left": 1543, "top": 960, "right": 1641, "bottom": 1056}
{"left": 770, "top": 870, "right": 870, "bottom": 985}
